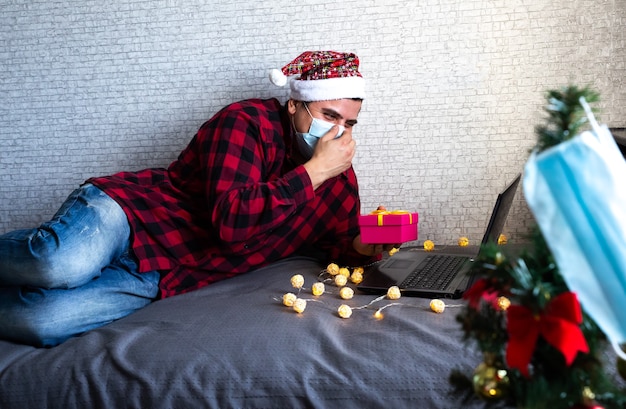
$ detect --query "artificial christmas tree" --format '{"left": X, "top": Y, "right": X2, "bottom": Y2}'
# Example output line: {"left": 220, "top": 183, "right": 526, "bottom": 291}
{"left": 450, "top": 86, "right": 626, "bottom": 408}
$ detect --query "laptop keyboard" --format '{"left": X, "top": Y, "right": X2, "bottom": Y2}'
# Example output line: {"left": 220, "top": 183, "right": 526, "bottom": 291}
{"left": 400, "top": 255, "right": 467, "bottom": 291}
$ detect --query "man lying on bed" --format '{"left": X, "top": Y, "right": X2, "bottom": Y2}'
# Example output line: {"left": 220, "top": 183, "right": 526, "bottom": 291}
{"left": 0, "top": 50, "right": 396, "bottom": 347}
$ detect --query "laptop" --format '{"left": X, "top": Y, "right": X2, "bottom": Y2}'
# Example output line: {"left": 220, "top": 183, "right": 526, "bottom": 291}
{"left": 357, "top": 173, "right": 521, "bottom": 299}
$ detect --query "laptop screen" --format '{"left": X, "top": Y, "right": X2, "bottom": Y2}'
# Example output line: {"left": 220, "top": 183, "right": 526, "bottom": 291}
{"left": 481, "top": 174, "right": 521, "bottom": 245}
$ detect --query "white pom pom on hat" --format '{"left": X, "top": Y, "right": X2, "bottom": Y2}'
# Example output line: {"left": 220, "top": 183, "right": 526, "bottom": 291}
{"left": 269, "top": 68, "right": 287, "bottom": 87}
{"left": 268, "top": 50, "right": 365, "bottom": 101}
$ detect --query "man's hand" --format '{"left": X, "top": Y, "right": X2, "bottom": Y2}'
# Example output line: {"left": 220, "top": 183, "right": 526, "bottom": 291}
{"left": 352, "top": 234, "right": 399, "bottom": 257}
{"left": 353, "top": 205, "right": 401, "bottom": 257}
{"left": 303, "top": 127, "right": 356, "bottom": 190}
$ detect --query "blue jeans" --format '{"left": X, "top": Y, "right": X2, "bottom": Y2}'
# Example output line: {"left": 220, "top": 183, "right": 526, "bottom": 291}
{"left": 0, "top": 184, "right": 160, "bottom": 347}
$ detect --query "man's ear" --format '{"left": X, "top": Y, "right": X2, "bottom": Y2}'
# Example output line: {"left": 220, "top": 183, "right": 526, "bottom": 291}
{"left": 287, "top": 99, "right": 298, "bottom": 115}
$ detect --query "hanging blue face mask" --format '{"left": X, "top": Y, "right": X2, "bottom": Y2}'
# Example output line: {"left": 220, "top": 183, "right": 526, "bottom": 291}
{"left": 295, "top": 103, "right": 345, "bottom": 159}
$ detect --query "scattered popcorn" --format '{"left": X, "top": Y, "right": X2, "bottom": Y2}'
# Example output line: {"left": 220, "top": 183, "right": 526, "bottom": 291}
{"left": 388, "top": 247, "right": 399, "bottom": 256}
{"left": 352, "top": 266, "right": 364, "bottom": 275}
{"left": 338, "top": 267, "right": 350, "bottom": 278}
{"left": 311, "top": 282, "right": 325, "bottom": 296}
{"left": 339, "top": 287, "right": 354, "bottom": 300}
{"left": 293, "top": 298, "right": 307, "bottom": 313}
{"left": 334, "top": 274, "right": 348, "bottom": 287}
{"left": 326, "top": 263, "right": 340, "bottom": 275}
{"left": 423, "top": 240, "right": 435, "bottom": 251}
{"left": 430, "top": 299, "right": 446, "bottom": 313}
{"left": 387, "top": 286, "right": 401, "bottom": 300}
{"left": 290, "top": 274, "right": 304, "bottom": 289}
{"left": 350, "top": 271, "right": 364, "bottom": 284}
{"left": 458, "top": 237, "right": 469, "bottom": 247}
{"left": 338, "top": 304, "right": 353, "bottom": 319}
{"left": 498, "top": 234, "right": 508, "bottom": 245}
{"left": 283, "top": 292, "right": 297, "bottom": 307}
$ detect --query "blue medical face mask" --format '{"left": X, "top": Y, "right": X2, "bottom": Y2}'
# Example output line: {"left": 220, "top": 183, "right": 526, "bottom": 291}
{"left": 295, "top": 103, "right": 345, "bottom": 159}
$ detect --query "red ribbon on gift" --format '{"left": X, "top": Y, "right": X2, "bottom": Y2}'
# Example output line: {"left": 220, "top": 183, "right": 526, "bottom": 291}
{"left": 505, "top": 291, "right": 589, "bottom": 377}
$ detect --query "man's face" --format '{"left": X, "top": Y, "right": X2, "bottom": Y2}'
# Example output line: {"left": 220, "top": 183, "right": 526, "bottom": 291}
{"left": 288, "top": 99, "right": 363, "bottom": 134}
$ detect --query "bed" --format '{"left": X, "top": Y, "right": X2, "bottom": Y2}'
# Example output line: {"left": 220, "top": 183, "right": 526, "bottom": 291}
{"left": 0, "top": 252, "right": 533, "bottom": 408}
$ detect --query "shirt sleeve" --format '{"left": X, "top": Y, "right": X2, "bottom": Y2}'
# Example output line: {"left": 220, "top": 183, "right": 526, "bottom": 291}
{"left": 194, "top": 103, "right": 315, "bottom": 244}
{"left": 310, "top": 177, "right": 380, "bottom": 267}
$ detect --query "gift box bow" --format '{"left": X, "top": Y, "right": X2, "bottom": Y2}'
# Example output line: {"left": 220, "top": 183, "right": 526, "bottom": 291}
{"left": 369, "top": 210, "right": 413, "bottom": 226}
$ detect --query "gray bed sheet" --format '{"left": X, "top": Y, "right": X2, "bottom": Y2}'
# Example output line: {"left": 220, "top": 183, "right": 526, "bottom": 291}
{"left": 0, "top": 255, "right": 493, "bottom": 408}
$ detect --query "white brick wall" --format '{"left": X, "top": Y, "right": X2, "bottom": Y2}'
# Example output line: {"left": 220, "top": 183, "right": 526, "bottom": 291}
{"left": 1, "top": 0, "right": 625, "bottom": 247}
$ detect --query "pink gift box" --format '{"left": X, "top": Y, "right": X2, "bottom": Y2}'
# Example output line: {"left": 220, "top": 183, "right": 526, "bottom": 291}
{"left": 358, "top": 211, "right": 419, "bottom": 244}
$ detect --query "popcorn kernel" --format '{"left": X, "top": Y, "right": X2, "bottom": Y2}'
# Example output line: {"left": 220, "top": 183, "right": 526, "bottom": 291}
{"left": 334, "top": 274, "right": 348, "bottom": 287}
{"left": 293, "top": 298, "right": 307, "bottom": 313}
{"left": 423, "top": 240, "right": 435, "bottom": 251}
{"left": 327, "top": 263, "right": 340, "bottom": 275}
{"left": 290, "top": 274, "right": 304, "bottom": 289}
{"left": 283, "top": 292, "right": 297, "bottom": 307}
{"left": 339, "top": 287, "right": 354, "bottom": 300}
{"left": 350, "top": 271, "right": 364, "bottom": 284}
{"left": 430, "top": 299, "right": 446, "bottom": 313}
{"left": 338, "top": 304, "right": 353, "bottom": 319}
{"left": 387, "top": 286, "right": 401, "bottom": 300}
{"left": 311, "top": 282, "right": 325, "bottom": 296}
{"left": 338, "top": 267, "right": 350, "bottom": 278}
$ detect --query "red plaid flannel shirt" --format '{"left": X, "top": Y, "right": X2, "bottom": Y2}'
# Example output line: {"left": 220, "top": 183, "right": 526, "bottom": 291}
{"left": 89, "top": 98, "right": 374, "bottom": 298}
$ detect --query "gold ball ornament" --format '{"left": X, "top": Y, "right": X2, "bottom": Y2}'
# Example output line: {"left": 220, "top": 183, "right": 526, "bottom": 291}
{"left": 311, "top": 282, "right": 325, "bottom": 296}
{"left": 326, "top": 263, "right": 340, "bottom": 276}
{"left": 290, "top": 274, "right": 304, "bottom": 289}
{"left": 339, "top": 287, "right": 354, "bottom": 300}
{"left": 572, "top": 387, "right": 605, "bottom": 409}
{"left": 338, "top": 304, "right": 353, "bottom": 319}
{"left": 423, "top": 240, "right": 435, "bottom": 251}
{"left": 282, "top": 292, "right": 297, "bottom": 307}
{"left": 387, "top": 286, "right": 401, "bottom": 300}
{"left": 472, "top": 359, "right": 510, "bottom": 401}
{"left": 292, "top": 298, "right": 307, "bottom": 313}
{"left": 430, "top": 299, "right": 446, "bottom": 313}
{"left": 458, "top": 236, "right": 469, "bottom": 247}
{"left": 334, "top": 274, "right": 348, "bottom": 287}
{"left": 496, "top": 296, "right": 511, "bottom": 311}
{"left": 497, "top": 234, "right": 507, "bottom": 245}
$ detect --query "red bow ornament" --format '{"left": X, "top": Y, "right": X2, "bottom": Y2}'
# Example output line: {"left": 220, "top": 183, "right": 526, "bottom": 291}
{"left": 506, "top": 291, "right": 589, "bottom": 377}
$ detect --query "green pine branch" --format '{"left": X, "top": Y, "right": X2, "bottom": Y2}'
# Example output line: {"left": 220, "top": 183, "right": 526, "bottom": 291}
{"left": 533, "top": 85, "right": 600, "bottom": 153}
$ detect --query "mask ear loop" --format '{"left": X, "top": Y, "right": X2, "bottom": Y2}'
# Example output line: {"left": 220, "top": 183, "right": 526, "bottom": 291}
{"left": 612, "top": 340, "right": 626, "bottom": 361}
{"left": 579, "top": 96, "right": 600, "bottom": 134}
{"left": 581, "top": 96, "right": 626, "bottom": 361}
{"left": 302, "top": 101, "right": 314, "bottom": 119}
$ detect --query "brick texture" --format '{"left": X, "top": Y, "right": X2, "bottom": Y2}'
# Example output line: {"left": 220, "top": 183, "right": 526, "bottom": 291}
{"left": 1, "top": 0, "right": 625, "bottom": 248}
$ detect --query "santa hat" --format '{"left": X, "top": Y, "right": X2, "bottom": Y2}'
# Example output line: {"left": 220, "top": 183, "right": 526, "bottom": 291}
{"left": 269, "top": 51, "right": 365, "bottom": 101}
